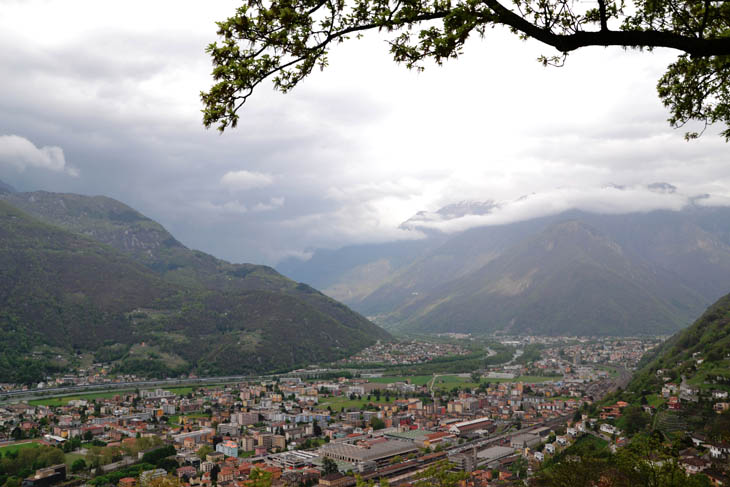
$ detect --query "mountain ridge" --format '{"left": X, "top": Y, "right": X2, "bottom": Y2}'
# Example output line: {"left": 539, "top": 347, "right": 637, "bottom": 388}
{"left": 278, "top": 204, "right": 730, "bottom": 336}
{"left": 384, "top": 220, "right": 706, "bottom": 335}
{"left": 0, "top": 195, "right": 389, "bottom": 384}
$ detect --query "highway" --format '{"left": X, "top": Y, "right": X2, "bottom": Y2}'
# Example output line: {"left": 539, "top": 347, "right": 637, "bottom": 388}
{"left": 0, "top": 374, "right": 268, "bottom": 403}
{"left": 0, "top": 366, "right": 396, "bottom": 403}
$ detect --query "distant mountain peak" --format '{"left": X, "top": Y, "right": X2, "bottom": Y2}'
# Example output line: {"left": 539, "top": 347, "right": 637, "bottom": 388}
{"left": 436, "top": 200, "right": 499, "bottom": 217}
{"left": 400, "top": 199, "right": 500, "bottom": 230}
{"left": 648, "top": 182, "right": 678, "bottom": 194}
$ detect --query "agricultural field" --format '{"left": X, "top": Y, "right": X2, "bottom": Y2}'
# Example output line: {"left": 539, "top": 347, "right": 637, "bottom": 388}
{"left": 431, "top": 375, "right": 479, "bottom": 390}
{"left": 0, "top": 441, "right": 41, "bottom": 455}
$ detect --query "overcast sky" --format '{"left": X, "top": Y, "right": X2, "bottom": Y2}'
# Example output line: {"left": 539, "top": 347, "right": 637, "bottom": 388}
{"left": 1, "top": 0, "right": 729, "bottom": 265}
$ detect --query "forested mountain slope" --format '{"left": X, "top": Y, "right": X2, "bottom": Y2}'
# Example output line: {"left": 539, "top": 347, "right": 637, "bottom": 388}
{"left": 626, "top": 292, "right": 730, "bottom": 398}
{"left": 0, "top": 198, "right": 389, "bottom": 384}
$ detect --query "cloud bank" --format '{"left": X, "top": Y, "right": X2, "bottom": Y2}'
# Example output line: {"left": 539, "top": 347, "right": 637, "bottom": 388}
{"left": 0, "top": 135, "right": 78, "bottom": 176}
{"left": 221, "top": 170, "right": 274, "bottom": 190}
{"left": 1, "top": 1, "right": 730, "bottom": 265}
{"left": 400, "top": 184, "right": 701, "bottom": 234}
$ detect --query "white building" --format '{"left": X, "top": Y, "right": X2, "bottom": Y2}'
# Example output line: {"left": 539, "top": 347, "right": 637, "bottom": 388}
{"left": 600, "top": 424, "right": 617, "bottom": 435}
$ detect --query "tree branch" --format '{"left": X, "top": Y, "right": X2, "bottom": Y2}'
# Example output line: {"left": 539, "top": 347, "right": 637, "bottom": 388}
{"left": 597, "top": 0, "right": 608, "bottom": 32}
{"left": 483, "top": 0, "right": 730, "bottom": 56}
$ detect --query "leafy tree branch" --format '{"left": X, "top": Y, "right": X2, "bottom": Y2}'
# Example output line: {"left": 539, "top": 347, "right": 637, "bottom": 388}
{"left": 202, "top": 0, "right": 730, "bottom": 139}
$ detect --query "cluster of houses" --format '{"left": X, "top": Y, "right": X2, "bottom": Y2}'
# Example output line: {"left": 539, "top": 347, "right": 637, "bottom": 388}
{"left": 553, "top": 338, "right": 661, "bottom": 367}
{"left": 659, "top": 380, "right": 730, "bottom": 413}
{"left": 337, "top": 340, "right": 471, "bottom": 366}
{"left": 1, "top": 362, "right": 146, "bottom": 392}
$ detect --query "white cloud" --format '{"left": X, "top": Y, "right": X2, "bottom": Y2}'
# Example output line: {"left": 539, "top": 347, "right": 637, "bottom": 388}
{"left": 279, "top": 200, "right": 426, "bottom": 246}
{"left": 251, "top": 197, "right": 285, "bottom": 212}
{"left": 0, "top": 135, "right": 78, "bottom": 176}
{"left": 197, "top": 199, "right": 249, "bottom": 214}
{"left": 401, "top": 185, "right": 692, "bottom": 234}
{"left": 221, "top": 170, "right": 274, "bottom": 190}
{"left": 193, "top": 196, "right": 282, "bottom": 217}
{"left": 695, "top": 193, "right": 730, "bottom": 207}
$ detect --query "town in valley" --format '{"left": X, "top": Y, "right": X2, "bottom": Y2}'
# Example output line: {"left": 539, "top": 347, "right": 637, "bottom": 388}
{"left": 3, "top": 336, "right": 728, "bottom": 486}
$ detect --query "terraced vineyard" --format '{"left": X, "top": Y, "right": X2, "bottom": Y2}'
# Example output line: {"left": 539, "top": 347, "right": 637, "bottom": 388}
{"left": 653, "top": 410, "right": 688, "bottom": 436}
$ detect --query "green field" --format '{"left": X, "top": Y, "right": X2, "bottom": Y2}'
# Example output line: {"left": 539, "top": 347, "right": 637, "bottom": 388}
{"left": 64, "top": 452, "right": 86, "bottom": 468}
{"left": 571, "top": 434, "right": 609, "bottom": 452}
{"left": 367, "top": 376, "right": 433, "bottom": 386}
{"left": 318, "top": 396, "right": 373, "bottom": 410}
{"left": 646, "top": 394, "right": 666, "bottom": 408}
{"left": 432, "top": 375, "right": 480, "bottom": 390}
{"left": 166, "top": 386, "right": 195, "bottom": 395}
{"left": 0, "top": 442, "right": 87, "bottom": 468}
{"left": 0, "top": 441, "right": 41, "bottom": 455}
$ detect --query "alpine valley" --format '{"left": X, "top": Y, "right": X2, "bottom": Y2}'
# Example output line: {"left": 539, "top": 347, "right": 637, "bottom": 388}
{"left": 278, "top": 191, "right": 730, "bottom": 336}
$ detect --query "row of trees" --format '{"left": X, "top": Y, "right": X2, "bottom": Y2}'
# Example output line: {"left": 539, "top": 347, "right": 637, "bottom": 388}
{"left": 0, "top": 445, "right": 65, "bottom": 487}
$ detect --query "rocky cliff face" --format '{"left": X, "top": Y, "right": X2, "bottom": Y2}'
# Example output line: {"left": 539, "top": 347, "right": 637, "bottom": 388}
{"left": 0, "top": 191, "right": 183, "bottom": 259}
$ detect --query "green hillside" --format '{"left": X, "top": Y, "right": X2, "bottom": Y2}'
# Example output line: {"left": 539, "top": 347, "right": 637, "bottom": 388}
{"left": 389, "top": 221, "right": 707, "bottom": 336}
{"left": 0, "top": 191, "right": 385, "bottom": 323}
{"left": 626, "top": 292, "right": 730, "bottom": 398}
{"left": 0, "top": 200, "right": 389, "bottom": 384}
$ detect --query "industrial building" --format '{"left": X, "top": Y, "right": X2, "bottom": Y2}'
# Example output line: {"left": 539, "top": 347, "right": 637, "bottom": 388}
{"left": 320, "top": 439, "right": 418, "bottom": 468}
{"left": 448, "top": 417, "right": 495, "bottom": 436}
